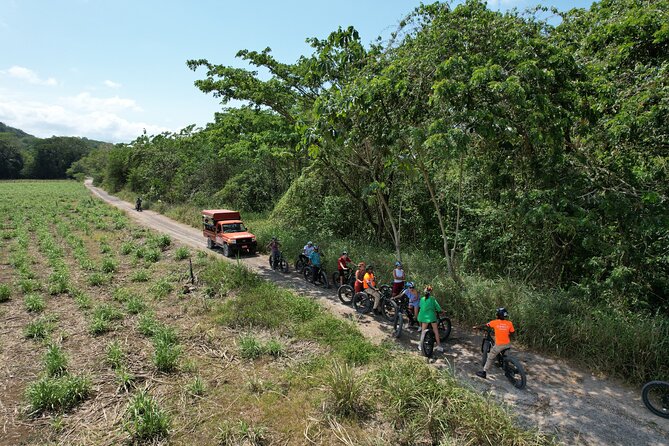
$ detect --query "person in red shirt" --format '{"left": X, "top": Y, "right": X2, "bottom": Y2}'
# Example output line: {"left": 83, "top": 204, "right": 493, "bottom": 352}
{"left": 474, "top": 307, "right": 515, "bottom": 379}
{"left": 354, "top": 262, "right": 366, "bottom": 293}
{"left": 337, "top": 251, "right": 353, "bottom": 286}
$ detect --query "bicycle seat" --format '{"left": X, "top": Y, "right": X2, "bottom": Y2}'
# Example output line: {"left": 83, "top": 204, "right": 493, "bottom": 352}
{"left": 499, "top": 346, "right": 511, "bottom": 355}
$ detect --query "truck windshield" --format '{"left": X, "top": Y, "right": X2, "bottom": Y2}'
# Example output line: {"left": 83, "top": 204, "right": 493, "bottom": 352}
{"left": 222, "top": 223, "right": 246, "bottom": 233}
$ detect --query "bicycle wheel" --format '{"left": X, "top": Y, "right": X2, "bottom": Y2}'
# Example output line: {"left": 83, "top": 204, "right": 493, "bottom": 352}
{"left": 422, "top": 330, "right": 435, "bottom": 358}
{"left": 332, "top": 271, "right": 341, "bottom": 287}
{"left": 481, "top": 339, "right": 491, "bottom": 367}
{"left": 268, "top": 254, "right": 274, "bottom": 269}
{"left": 392, "top": 312, "right": 404, "bottom": 338}
{"left": 353, "top": 292, "right": 372, "bottom": 314}
{"left": 303, "top": 267, "right": 314, "bottom": 283}
{"left": 338, "top": 284, "right": 354, "bottom": 305}
{"left": 279, "top": 258, "right": 289, "bottom": 273}
{"left": 503, "top": 356, "right": 527, "bottom": 390}
{"left": 642, "top": 381, "right": 669, "bottom": 418}
{"left": 319, "top": 270, "right": 330, "bottom": 289}
{"left": 295, "top": 257, "right": 305, "bottom": 273}
{"left": 381, "top": 298, "right": 398, "bottom": 322}
{"left": 438, "top": 317, "right": 452, "bottom": 342}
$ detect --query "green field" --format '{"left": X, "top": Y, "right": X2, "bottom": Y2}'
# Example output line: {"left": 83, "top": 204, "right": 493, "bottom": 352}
{"left": 0, "top": 180, "right": 551, "bottom": 445}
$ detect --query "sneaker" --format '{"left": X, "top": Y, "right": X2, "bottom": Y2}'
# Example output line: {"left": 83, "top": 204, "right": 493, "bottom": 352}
{"left": 434, "top": 345, "right": 444, "bottom": 353}
{"left": 475, "top": 371, "right": 487, "bottom": 379}
{"left": 417, "top": 344, "right": 422, "bottom": 352}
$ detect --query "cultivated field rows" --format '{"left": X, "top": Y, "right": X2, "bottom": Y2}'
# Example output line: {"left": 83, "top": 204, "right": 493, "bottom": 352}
{"left": 1, "top": 181, "right": 545, "bottom": 446}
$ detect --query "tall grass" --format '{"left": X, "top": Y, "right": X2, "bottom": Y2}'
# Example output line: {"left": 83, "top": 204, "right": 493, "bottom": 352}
{"left": 25, "top": 375, "right": 91, "bottom": 414}
{"left": 0, "top": 283, "right": 11, "bottom": 302}
{"left": 124, "top": 391, "right": 171, "bottom": 442}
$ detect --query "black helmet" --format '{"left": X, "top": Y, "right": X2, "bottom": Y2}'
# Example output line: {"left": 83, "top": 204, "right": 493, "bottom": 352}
{"left": 366, "top": 264, "right": 373, "bottom": 271}
{"left": 271, "top": 236, "right": 277, "bottom": 241}
{"left": 496, "top": 307, "right": 508, "bottom": 319}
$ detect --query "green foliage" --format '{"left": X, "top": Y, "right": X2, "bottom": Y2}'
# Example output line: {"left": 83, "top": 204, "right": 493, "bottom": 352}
{"left": 0, "top": 283, "right": 11, "bottom": 302}
{"left": 174, "top": 246, "right": 190, "bottom": 260}
{"left": 218, "top": 419, "right": 268, "bottom": 446}
{"left": 322, "top": 360, "right": 369, "bottom": 419}
{"left": 124, "top": 391, "right": 171, "bottom": 442}
{"left": 125, "top": 295, "right": 147, "bottom": 314}
{"left": 25, "top": 317, "right": 55, "bottom": 340}
{"left": 25, "top": 374, "right": 91, "bottom": 414}
{"left": 187, "top": 376, "right": 206, "bottom": 396}
{"left": 130, "top": 269, "right": 150, "bottom": 282}
{"left": 24, "top": 293, "right": 46, "bottom": 312}
{"left": 152, "top": 329, "right": 182, "bottom": 372}
{"left": 44, "top": 344, "right": 68, "bottom": 377}
{"left": 106, "top": 341, "right": 125, "bottom": 370}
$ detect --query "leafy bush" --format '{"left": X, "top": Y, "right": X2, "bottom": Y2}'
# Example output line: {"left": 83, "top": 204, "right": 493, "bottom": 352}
{"left": 322, "top": 360, "right": 369, "bottom": 419}
{"left": 124, "top": 391, "right": 170, "bottom": 442}
{"left": 44, "top": 344, "right": 68, "bottom": 377}
{"left": 130, "top": 269, "right": 150, "bottom": 282}
{"left": 24, "top": 294, "right": 45, "bottom": 312}
{"left": 25, "top": 374, "right": 91, "bottom": 413}
{"left": 174, "top": 247, "right": 190, "bottom": 260}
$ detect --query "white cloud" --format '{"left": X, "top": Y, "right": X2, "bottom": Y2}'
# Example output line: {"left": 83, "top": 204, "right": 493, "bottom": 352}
{"left": 0, "top": 94, "right": 169, "bottom": 143}
{"left": 104, "top": 79, "right": 121, "bottom": 88}
{"left": 64, "top": 92, "right": 142, "bottom": 113}
{"left": 4, "top": 65, "right": 58, "bottom": 86}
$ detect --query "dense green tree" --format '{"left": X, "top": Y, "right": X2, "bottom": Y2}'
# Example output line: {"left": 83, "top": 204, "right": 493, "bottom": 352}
{"left": 27, "top": 137, "right": 90, "bottom": 179}
{"left": 0, "top": 139, "right": 24, "bottom": 179}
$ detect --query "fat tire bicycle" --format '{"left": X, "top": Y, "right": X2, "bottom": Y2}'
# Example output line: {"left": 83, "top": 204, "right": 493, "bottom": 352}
{"left": 479, "top": 327, "right": 526, "bottom": 390}
{"left": 642, "top": 380, "right": 669, "bottom": 418}
{"left": 268, "top": 252, "right": 290, "bottom": 273}
{"left": 420, "top": 316, "right": 452, "bottom": 358}
{"left": 352, "top": 285, "right": 398, "bottom": 322}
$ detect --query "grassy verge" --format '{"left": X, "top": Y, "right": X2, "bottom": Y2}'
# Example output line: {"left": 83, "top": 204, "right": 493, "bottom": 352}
{"left": 114, "top": 193, "right": 669, "bottom": 384}
{"left": 198, "top": 256, "right": 553, "bottom": 445}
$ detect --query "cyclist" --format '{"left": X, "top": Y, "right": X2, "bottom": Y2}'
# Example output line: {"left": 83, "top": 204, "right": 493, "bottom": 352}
{"left": 417, "top": 285, "right": 444, "bottom": 353}
{"left": 299, "top": 241, "right": 315, "bottom": 266}
{"left": 135, "top": 197, "right": 142, "bottom": 212}
{"left": 391, "top": 261, "right": 405, "bottom": 296}
{"left": 474, "top": 307, "right": 515, "bottom": 379}
{"left": 405, "top": 282, "right": 420, "bottom": 331}
{"left": 308, "top": 245, "right": 322, "bottom": 281}
{"left": 363, "top": 264, "right": 382, "bottom": 315}
{"left": 337, "top": 251, "right": 353, "bottom": 286}
{"left": 266, "top": 236, "right": 281, "bottom": 270}
{"left": 354, "top": 262, "right": 366, "bottom": 294}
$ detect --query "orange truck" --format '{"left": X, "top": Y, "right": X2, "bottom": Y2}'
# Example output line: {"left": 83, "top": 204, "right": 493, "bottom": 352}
{"left": 202, "top": 209, "right": 257, "bottom": 257}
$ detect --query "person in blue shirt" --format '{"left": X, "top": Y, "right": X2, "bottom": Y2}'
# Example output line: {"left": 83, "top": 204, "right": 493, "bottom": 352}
{"left": 308, "top": 246, "right": 322, "bottom": 281}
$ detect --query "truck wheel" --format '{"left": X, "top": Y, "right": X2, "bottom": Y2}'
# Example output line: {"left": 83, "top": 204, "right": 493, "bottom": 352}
{"left": 207, "top": 238, "right": 214, "bottom": 249}
{"left": 222, "top": 244, "right": 231, "bottom": 257}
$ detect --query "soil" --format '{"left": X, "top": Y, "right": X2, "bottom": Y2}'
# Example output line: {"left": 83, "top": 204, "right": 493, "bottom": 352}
{"left": 85, "top": 180, "right": 669, "bottom": 446}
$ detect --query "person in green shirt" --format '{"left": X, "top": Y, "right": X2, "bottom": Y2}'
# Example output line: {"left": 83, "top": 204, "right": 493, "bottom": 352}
{"left": 417, "top": 285, "right": 444, "bottom": 353}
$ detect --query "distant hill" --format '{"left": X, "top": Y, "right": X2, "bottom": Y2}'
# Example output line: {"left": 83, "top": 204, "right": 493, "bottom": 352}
{"left": 0, "top": 122, "right": 38, "bottom": 150}
{"left": 0, "top": 122, "right": 113, "bottom": 179}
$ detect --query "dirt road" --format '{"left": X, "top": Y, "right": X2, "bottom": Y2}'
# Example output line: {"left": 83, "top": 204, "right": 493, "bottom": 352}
{"left": 85, "top": 180, "right": 669, "bottom": 446}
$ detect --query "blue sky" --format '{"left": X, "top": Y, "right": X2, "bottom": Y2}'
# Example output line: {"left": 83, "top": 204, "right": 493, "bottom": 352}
{"left": 1, "top": 0, "right": 594, "bottom": 143}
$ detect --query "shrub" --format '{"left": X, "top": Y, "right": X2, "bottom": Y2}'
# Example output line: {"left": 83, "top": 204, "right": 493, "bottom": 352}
{"left": 124, "top": 391, "right": 171, "bottom": 442}
{"left": 24, "top": 294, "right": 46, "bottom": 312}
{"left": 187, "top": 376, "right": 206, "bottom": 396}
{"left": 25, "top": 375, "right": 91, "bottom": 413}
{"left": 120, "top": 241, "right": 135, "bottom": 255}
{"left": 144, "top": 249, "right": 161, "bottom": 263}
{"left": 151, "top": 234, "right": 172, "bottom": 251}
{"left": 87, "top": 272, "right": 110, "bottom": 287}
{"left": 125, "top": 296, "right": 146, "bottom": 314}
{"left": 130, "top": 269, "right": 150, "bottom": 282}
{"left": 238, "top": 335, "right": 263, "bottom": 359}
{"left": 115, "top": 368, "right": 135, "bottom": 392}
{"left": 101, "top": 257, "right": 118, "bottom": 273}
{"left": 106, "top": 341, "right": 124, "bottom": 369}
{"left": 174, "top": 247, "right": 190, "bottom": 260}
{"left": 25, "top": 318, "right": 54, "bottom": 340}
{"left": 0, "top": 284, "right": 11, "bottom": 302}
{"left": 138, "top": 313, "right": 159, "bottom": 337}
{"left": 150, "top": 278, "right": 173, "bottom": 299}
{"left": 44, "top": 344, "right": 68, "bottom": 377}
{"left": 322, "top": 360, "right": 369, "bottom": 419}
{"left": 18, "top": 279, "right": 41, "bottom": 293}
{"left": 153, "top": 330, "right": 181, "bottom": 372}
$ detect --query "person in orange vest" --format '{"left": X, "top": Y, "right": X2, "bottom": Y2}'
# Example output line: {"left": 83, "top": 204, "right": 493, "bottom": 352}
{"left": 474, "top": 307, "right": 515, "bottom": 379}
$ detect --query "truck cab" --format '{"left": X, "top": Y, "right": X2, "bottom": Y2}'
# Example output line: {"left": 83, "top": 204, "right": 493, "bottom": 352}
{"left": 202, "top": 209, "right": 257, "bottom": 257}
